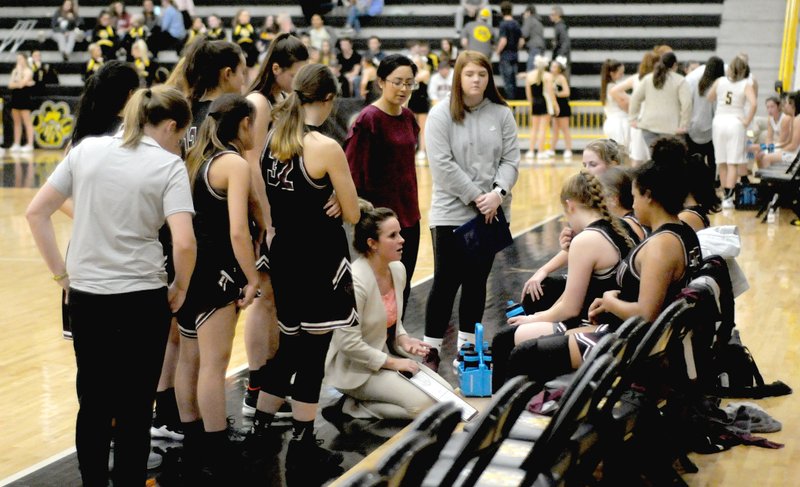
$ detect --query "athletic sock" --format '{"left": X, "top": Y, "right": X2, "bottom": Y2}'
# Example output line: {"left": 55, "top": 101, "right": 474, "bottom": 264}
{"left": 250, "top": 410, "right": 275, "bottom": 435}
{"left": 247, "top": 370, "right": 261, "bottom": 392}
{"left": 457, "top": 331, "right": 476, "bottom": 351}
{"left": 291, "top": 419, "right": 315, "bottom": 442}
{"left": 154, "top": 387, "right": 178, "bottom": 424}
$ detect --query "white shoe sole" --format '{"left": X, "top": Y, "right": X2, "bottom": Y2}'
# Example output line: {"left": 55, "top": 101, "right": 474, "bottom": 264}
{"left": 242, "top": 398, "right": 293, "bottom": 418}
{"left": 150, "top": 425, "right": 184, "bottom": 441}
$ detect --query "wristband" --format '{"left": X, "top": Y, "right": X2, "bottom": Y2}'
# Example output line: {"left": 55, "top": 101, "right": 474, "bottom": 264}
{"left": 53, "top": 272, "right": 69, "bottom": 281}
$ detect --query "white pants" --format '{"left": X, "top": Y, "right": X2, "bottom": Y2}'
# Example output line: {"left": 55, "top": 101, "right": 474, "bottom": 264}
{"left": 603, "top": 112, "right": 630, "bottom": 148}
{"left": 629, "top": 126, "right": 649, "bottom": 161}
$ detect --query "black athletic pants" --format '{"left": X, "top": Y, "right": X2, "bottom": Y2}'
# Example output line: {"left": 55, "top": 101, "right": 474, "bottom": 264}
{"left": 69, "top": 287, "right": 171, "bottom": 487}
{"left": 400, "top": 221, "right": 421, "bottom": 320}
{"left": 424, "top": 225, "right": 496, "bottom": 339}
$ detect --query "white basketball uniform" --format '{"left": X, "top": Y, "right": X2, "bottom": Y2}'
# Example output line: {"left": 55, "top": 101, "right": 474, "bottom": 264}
{"left": 712, "top": 77, "right": 748, "bottom": 164}
{"left": 603, "top": 81, "right": 630, "bottom": 148}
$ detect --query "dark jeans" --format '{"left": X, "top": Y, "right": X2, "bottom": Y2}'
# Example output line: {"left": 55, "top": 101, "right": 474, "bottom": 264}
{"left": 499, "top": 57, "right": 518, "bottom": 99}
{"left": 400, "top": 221, "right": 421, "bottom": 319}
{"left": 425, "top": 225, "right": 496, "bottom": 339}
{"left": 69, "top": 287, "right": 171, "bottom": 487}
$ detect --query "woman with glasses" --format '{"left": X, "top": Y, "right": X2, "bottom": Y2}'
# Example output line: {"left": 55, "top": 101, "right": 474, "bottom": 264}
{"left": 422, "top": 50, "right": 520, "bottom": 371}
{"left": 345, "top": 54, "right": 422, "bottom": 318}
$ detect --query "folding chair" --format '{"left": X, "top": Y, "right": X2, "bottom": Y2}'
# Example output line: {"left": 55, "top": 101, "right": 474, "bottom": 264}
{"left": 472, "top": 354, "right": 618, "bottom": 486}
{"left": 336, "top": 469, "right": 383, "bottom": 487}
{"left": 754, "top": 151, "right": 800, "bottom": 221}
{"left": 411, "top": 401, "right": 462, "bottom": 448}
{"left": 374, "top": 430, "right": 437, "bottom": 487}
{"left": 421, "top": 376, "right": 539, "bottom": 487}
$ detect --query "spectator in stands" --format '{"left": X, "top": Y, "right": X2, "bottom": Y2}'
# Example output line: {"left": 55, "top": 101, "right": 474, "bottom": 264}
{"left": 30, "top": 50, "right": 59, "bottom": 97}
{"left": 521, "top": 5, "right": 545, "bottom": 71}
{"left": 685, "top": 56, "right": 724, "bottom": 172}
{"left": 337, "top": 38, "right": 361, "bottom": 97}
{"left": 232, "top": 9, "right": 258, "bottom": 80}
{"left": 109, "top": 1, "right": 132, "bottom": 36}
{"left": 524, "top": 54, "right": 556, "bottom": 161}
{"left": 324, "top": 203, "right": 453, "bottom": 421}
{"left": 276, "top": 13, "right": 297, "bottom": 36}
{"left": 132, "top": 38, "right": 159, "bottom": 86}
{"left": 438, "top": 37, "right": 458, "bottom": 66}
{"left": 344, "top": 0, "right": 384, "bottom": 35}
{"left": 601, "top": 59, "right": 629, "bottom": 148}
{"left": 93, "top": 11, "right": 119, "bottom": 60}
{"left": 150, "top": 0, "right": 187, "bottom": 58}
{"left": 611, "top": 50, "right": 659, "bottom": 165}
{"left": 186, "top": 16, "right": 206, "bottom": 45}
{"left": 455, "top": 0, "right": 488, "bottom": 34}
{"left": 84, "top": 43, "right": 105, "bottom": 81}
{"left": 629, "top": 52, "right": 692, "bottom": 150}
{"left": 26, "top": 84, "right": 194, "bottom": 487}
{"left": 709, "top": 56, "right": 757, "bottom": 209}
{"left": 460, "top": 8, "right": 494, "bottom": 60}
{"left": 549, "top": 6, "right": 570, "bottom": 69}
{"left": 409, "top": 54, "right": 431, "bottom": 160}
{"left": 299, "top": 0, "right": 336, "bottom": 24}
{"left": 419, "top": 41, "right": 439, "bottom": 71}
{"left": 319, "top": 39, "right": 335, "bottom": 66}
{"left": 550, "top": 57, "right": 573, "bottom": 159}
{"left": 346, "top": 54, "right": 422, "bottom": 316}
{"left": 8, "top": 53, "right": 36, "bottom": 153}
{"left": 205, "top": 14, "right": 225, "bottom": 41}
{"left": 174, "top": 0, "right": 196, "bottom": 29}
{"left": 366, "top": 36, "right": 386, "bottom": 63}
{"left": 121, "top": 14, "right": 149, "bottom": 61}
{"left": 358, "top": 54, "right": 379, "bottom": 103}
{"left": 422, "top": 50, "right": 520, "bottom": 371}
{"left": 496, "top": 1, "right": 521, "bottom": 99}
{"left": 52, "top": 0, "right": 84, "bottom": 62}
{"left": 141, "top": 0, "right": 159, "bottom": 31}
{"left": 428, "top": 55, "right": 453, "bottom": 104}
{"left": 308, "top": 14, "right": 336, "bottom": 52}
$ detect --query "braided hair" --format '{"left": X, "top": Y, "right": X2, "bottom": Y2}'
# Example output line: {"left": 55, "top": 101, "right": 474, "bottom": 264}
{"left": 562, "top": 172, "right": 635, "bottom": 248}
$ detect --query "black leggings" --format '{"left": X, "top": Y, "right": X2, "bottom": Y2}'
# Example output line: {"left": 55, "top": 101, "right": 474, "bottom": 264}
{"left": 400, "top": 221, "right": 421, "bottom": 319}
{"left": 259, "top": 331, "right": 333, "bottom": 404}
{"left": 69, "top": 287, "right": 171, "bottom": 487}
{"left": 424, "top": 225, "right": 496, "bottom": 339}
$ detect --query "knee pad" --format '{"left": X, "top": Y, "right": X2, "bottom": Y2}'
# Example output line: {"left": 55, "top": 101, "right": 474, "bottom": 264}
{"left": 259, "top": 332, "right": 299, "bottom": 399}
{"left": 291, "top": 332, "right": 333, "bottom": 404}
{"left": 507, "top": 334, "right": 573, "bottom": 385}
{"left": 491, "top": 326, "right": 517, "bottom": 393}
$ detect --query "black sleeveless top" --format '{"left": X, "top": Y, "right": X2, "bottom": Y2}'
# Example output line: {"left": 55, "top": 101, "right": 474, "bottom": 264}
{"left": 616, "top": 221, "right": 702, "bottom": 311}
{"left": 623, "top": 211, "right": 650, "bottom": 238}
{"left": 577, "top": 218, "right": 640, "bottom": 317}
{"left": 192, "top": 149, "right": 239, "bottom": 264}
{"left": 262, "top": 126, "right": 341, "bottom": 237}
{"left": 681, "top": 205, "right": 711, "bottom": 229}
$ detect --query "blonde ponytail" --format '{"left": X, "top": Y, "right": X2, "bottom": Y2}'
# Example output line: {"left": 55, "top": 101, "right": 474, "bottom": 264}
{"left": 269, "top": 92, "right": 306, "bottom": 161}
{"left": 121, "top": 85, "right": 191, "bottom": 149}
{"left": 561, "top": 172, "right": 635, "bottom": 248}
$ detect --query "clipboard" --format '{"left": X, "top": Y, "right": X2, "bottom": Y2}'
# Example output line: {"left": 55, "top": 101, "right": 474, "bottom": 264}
{"left": 398, "top": 370, "right": 479, "bottom": 422}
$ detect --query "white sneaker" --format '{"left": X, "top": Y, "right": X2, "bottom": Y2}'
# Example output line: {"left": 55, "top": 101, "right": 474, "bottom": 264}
{"left": 150, "top": 424, "right": 185, "bottom": 441}
{"left": 21, "top": 144, "right": 33, "bottom": 153}
{"left": 721, "top": 197, "right": 735, "bottom": 209}
{"left": 563, "top": 150, "right": 573, "bottom": 159}
{"left": 9, "top": 144, "right": 21, "bottom": 153}
{"left": 541, "top": 150, "right": 555, "bottom": 158}
{"left": 524, "top": 150, "right": 535, "bottom": 161}
{"left": 416, "top": 150, "right": 426, "bottom": 160}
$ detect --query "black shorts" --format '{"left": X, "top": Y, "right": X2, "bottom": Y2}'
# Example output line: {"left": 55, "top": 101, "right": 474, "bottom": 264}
{"left": 250, "top": 220, "right": 271, "bottom": 273}
{"left": 177, "top": 261, "right": 244, "bottom": 338}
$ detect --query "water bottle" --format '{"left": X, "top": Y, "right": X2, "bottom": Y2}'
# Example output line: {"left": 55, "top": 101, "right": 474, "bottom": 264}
{"left": 746, "top": 140, "right": 755, "bottom": 160}
{"left": 769, "top": 143, "right": 775, "bottom": 153}
{"left": 505, "top": 300, "right": 525, "bottom": 319}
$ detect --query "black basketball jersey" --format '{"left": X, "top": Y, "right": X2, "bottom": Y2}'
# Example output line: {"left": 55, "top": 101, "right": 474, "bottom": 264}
{"left": 682, "top": 205, "right": 711, "bottom": 229}
{"left": 262, "top": 127, "right": 341, "bottom": 236}
{"left": 617, "top": 221, "right": 702, "bottom": 306}
{"left": 183, "top": 100, "right": 212, "bottom": 154}
{"left": 191, "top": 150, "right": 239, "bottom": 261}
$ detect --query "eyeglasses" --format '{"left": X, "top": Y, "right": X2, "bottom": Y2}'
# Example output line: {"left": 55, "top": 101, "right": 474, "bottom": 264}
{"left": 387, "top": 79, "right": 419, "bottom": 90}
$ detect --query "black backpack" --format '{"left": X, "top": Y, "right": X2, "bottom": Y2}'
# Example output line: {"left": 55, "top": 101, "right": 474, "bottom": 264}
{"left": 712, "top": 329, "right": 792, "bottom": 398}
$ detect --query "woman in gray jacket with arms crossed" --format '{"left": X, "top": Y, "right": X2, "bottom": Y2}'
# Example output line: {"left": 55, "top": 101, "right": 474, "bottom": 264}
{"left": 422, "top": 50, "right": 520, "bottom": 371}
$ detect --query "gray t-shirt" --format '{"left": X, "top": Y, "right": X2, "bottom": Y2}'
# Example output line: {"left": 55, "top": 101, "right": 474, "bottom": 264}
{"left": 48, "top": 134, "right": 194, "bottom": 294}
{"left": 461, "top": 20, "right": 494, "bottom": 59}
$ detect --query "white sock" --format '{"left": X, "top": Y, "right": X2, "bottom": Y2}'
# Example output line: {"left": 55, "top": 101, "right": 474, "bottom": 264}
{"left": 423, "top": 336, "right": 443, "bottom": 351}
{"left": 457, "top": 331, "right": 476, "bottom": 351}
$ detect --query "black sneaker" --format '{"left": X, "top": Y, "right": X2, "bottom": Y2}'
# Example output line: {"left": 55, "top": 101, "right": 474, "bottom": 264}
{"left": 321, "top": 395, "right": 350, "bottom": 430}
{"left": 242, "top": 428, "right": 284, "bottom": 460}
{"left": 422, "top": 348, "right": 441, "bottom": 373}
{"left": 286, "top": 436, "right": 344, "bottom": 477}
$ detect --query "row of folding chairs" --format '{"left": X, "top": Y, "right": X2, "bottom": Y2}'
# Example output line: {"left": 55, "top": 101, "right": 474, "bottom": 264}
{"left": 755, "top": 150, "right": 800, "bottom": 222}
{"left": 339, "top": 264, "right": 730, "bottom": 487}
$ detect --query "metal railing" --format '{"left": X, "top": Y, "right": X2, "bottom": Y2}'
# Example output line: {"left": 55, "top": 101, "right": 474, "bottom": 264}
{"left": 0, "top": 19, "right": 37, "bottom": 54}
{"left": 778, "top": 0, "right": 800, "bottom": 91}
{"left": 508, "top": 100, "right": 605, "bottom": 143}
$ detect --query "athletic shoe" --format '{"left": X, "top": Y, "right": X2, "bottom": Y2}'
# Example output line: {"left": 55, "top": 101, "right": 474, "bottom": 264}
{"left": 416, "top": 150, "right": 426, "bottom": 160}
{"left": 721, "top": 197, "right": 735, "bottom": 209}
{"left": 241, "top": 384, "right": 259, "bottom": 417}
{"left": 150, "top": 422, "right": 184, "bottom": 441}
{"left": 563, "top": 150, "right": 573, "bottom": 159}
{"left": 524, "top": 150, "right": 535, "bottom": 162}
{"left": 242, "top": 427, "right": 284, "bottom": 460}
{"left": 287, "top": 436, "right": 343, "bottom": 474}
{"left": 321, "top": 395, "right": 350, "bottom": 430}
{"left": 21, "top": 144, "right": 33, "bottom": 153}
{"left": 9, "top": 144, "right": 21, "bottom": 153}
{"left": 422, "top": 348, "right": 440, "bottom": 373}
